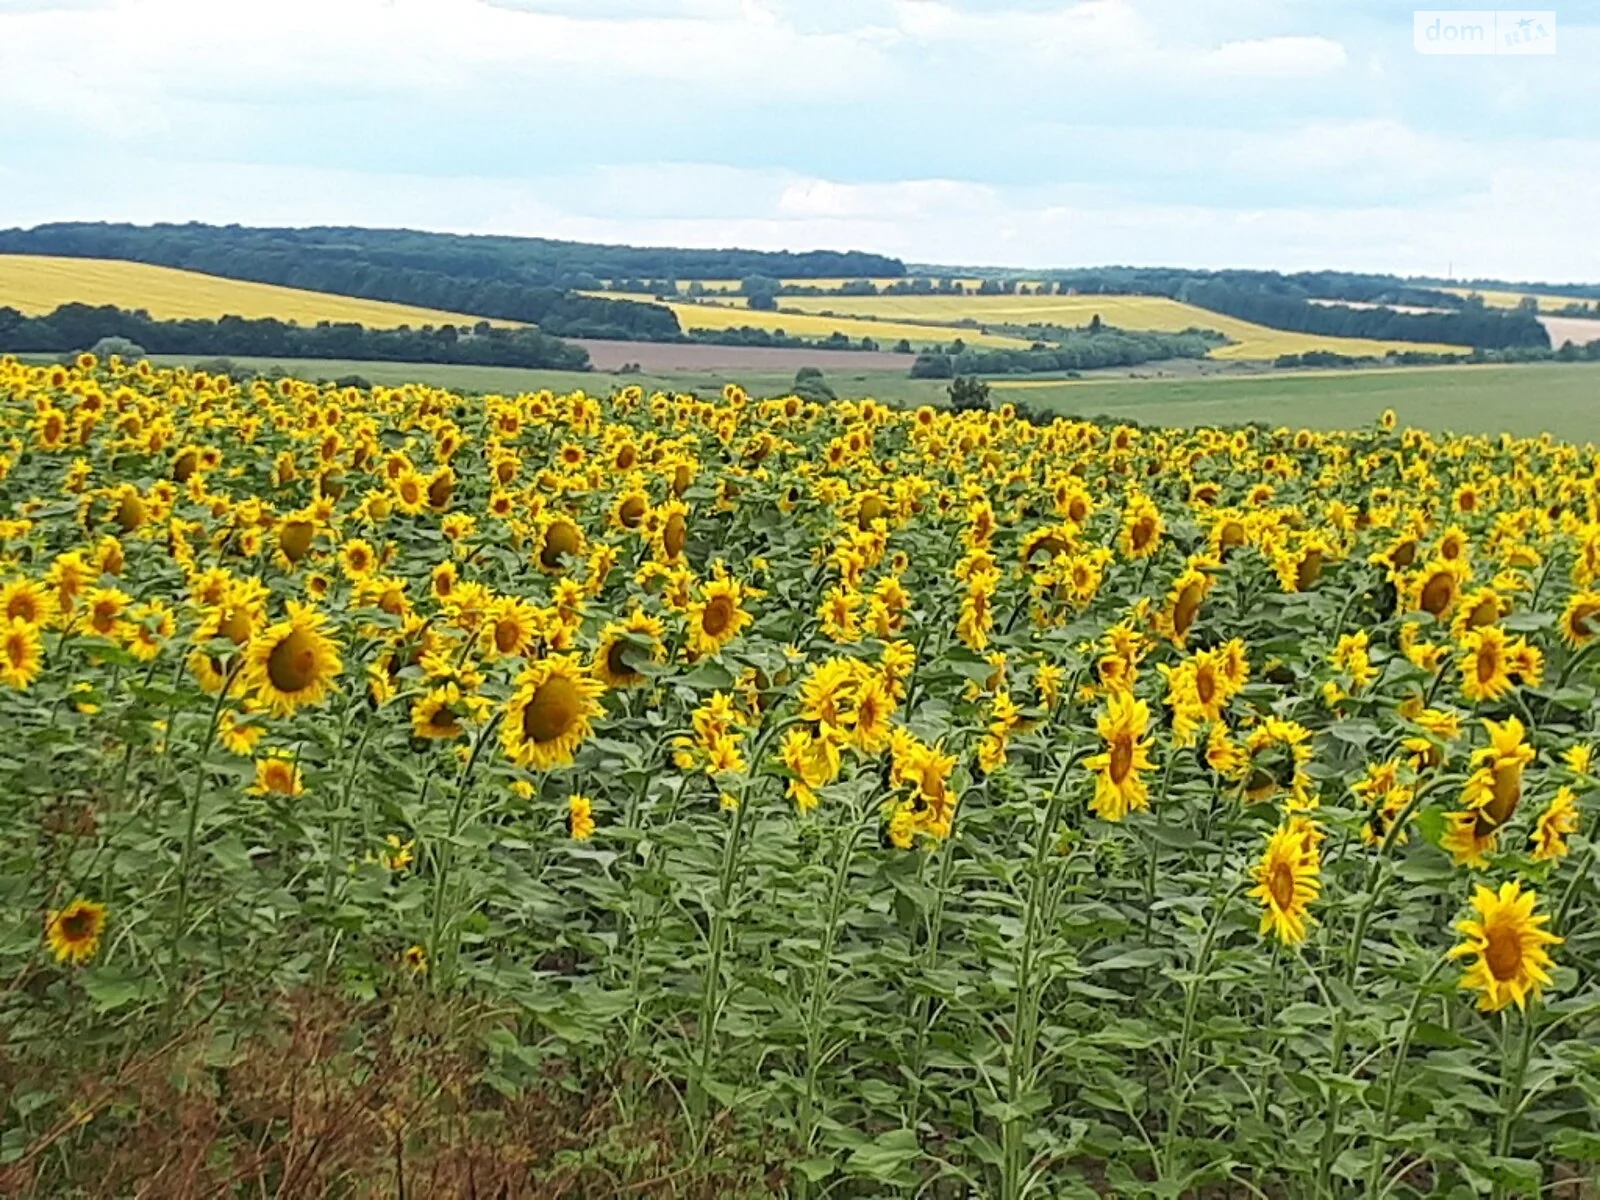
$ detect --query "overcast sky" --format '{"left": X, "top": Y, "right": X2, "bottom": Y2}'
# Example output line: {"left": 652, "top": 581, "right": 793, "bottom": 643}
{"left": 1, "top": 0, "right": 1597, "bottom": 280}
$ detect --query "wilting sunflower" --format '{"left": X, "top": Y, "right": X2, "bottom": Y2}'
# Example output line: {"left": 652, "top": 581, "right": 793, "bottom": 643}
{"left": 1531, "top": 787, "right": 1581, "bottom": 862}
{"left": 1250, "top": 821, "right": 1321, "bottom": 946}
{"left": 501, "top": 655, "right": 607, "bottom": 770}
{"left": 45, "top": 897, "right": 108, "bottom": 965}
{"left": 1450, "top": 880, "right": 1562, "bottom": 1012}
{"left": 1084, "top": 690, "right": 1155, "bottom": 822}
{"left": 686, "top": 575, "right": 754, "bottom": 657}
{"left": 593, "top": 610, "right": 666, "bottom": 689}
{"left": 1444, "top": 716, "right": 1535, "bottom": 867}
{"left": 241, "top": 601, "right": 343, "bottom": 717}
{"left": 0, "top": 617, "right": 43, "bottom": 690}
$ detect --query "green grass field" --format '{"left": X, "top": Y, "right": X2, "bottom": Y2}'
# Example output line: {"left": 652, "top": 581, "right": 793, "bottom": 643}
{"left": 143, "top": 355, "right": 1600, "bottom": 441}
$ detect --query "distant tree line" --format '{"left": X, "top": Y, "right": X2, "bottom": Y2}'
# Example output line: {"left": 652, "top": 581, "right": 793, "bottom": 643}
{"left": 1177, "top": 278, "right": 1547, "bottom": 351}
{"left": 0, "top": 225, "right": 903, "bottom": 339}
{"left": 0, "top": 304, "right": 590, "bottom": 370}
{"left": 909, "top": 328, "right": 1222, "bottom": 378}
{"left": 1275, "top": 341, "right": 1600, "bottom": 369}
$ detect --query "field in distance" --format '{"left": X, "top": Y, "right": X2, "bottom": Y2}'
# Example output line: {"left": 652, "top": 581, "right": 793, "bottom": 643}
{"left": 679, "top": 290, "right": 1469, "bottom": 361}
{"left": 132, "top": 355, "right": 1597, "bottom": 440}
{"left": 1440, "top": 285, "right": 1596, "bottom": 312}
{"left": 582, "top": 291, "right": 1031, "bottom": 349}
{"left": 0, "top": 254, "right": 504, "bottom": 329}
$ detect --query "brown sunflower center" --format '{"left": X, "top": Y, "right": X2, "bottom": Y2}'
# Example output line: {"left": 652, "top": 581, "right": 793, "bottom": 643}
{"left": 1392, "top": 539, "right": 1417, "bottom": 568}
{"left": 60, "top": 908, "right": 95, "bottom": 940}
{"left": 427, "top": 475, "right": 453, "bottom": 509}
{"left": 702, "top": 595, "right": 734, "bottom": 638}
{"left": 523, "top": 676, "right": 581, "bottom": 744}
{"left": 1484, "top": 923, "right": 1523, "bottom": 982}
{"left": 1195, "top": 666, "right": 1217, "bottom": 706}
{"left": 495, "top": 619, "right": 523, "bottom": 655}
{"left": 7, "top": 595, "right": 39, "bottom": 623}
{"left": 5, "top": 633, "right": 27, "bottom": 666}
{"left": 267, "top": 629, "right": 320, "bottom": 693}
{"left": 663, "top": 513, "right": 687, "bottom": 559}
{"left": 1268, "top": 861, "right": 1297, "bottom": 912}
{"left": 1419, "top": 573, "right": 1454, "bottom": 616}
{"left": 606, "top": 639, "right": 638, "bottom": 681}
{"left": 618, "top": 497, "right": 647, "bottom": 529}
{"left": 1108, "top": 733, "right": 1134, "bottom": 785}
{"left": 1477, "top": 642, "right": 1502, "bottom": 685}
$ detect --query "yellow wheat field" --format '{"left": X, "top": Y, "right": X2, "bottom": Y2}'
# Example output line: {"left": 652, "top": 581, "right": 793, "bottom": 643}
{"left": 1439, "top": 286, "right": 1594, "bottom": 314}
{"left": 737, "top": 292, "right": 1469, "bottom": 360}
{"left": 582, "top": 292, "right": 1033, "bottom": 349}
{"left": 0, "top": 255, "right": 502, "bottom": 329}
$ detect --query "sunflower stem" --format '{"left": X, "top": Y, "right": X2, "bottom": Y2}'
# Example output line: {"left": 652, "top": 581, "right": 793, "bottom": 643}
{"left": 1366, "top": 952, "right": 1450, "bottom": 1196}
{"left": 165, "top": 659, "right": 244, "bottom": 1023}
{"left": 426, "top": 711, "right": 503, "bottom": 987}
{"left": 1491, "top": 1006, "right": 1537, "bottom": 1200}
{"left": 1163, "top": 877, "right": 1246, "bottom": 1181}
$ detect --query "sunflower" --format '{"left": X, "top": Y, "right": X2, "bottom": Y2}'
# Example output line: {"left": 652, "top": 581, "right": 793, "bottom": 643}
{"left": 411, "top": 683, "right": 471, "bottom": 741}
{"left": 889, "top": 732, "right": 958, "bottom": 839}
{"left": 1457, "top": 626, "right": 1514, "bottom": 704}
{"left": 482, "top": 596, "right": 542, "bottom": 661}
{"left": 1117, "top": 494, "right": 1163, "bottom": 560}
{"left": 249, "top": 751, "right": 304, "bottom": 797}
{"left": 392, "top": 469, "right": 428, "bottom": 515}
{"left": 501, "top": 655, "right": 606, "bottom": 771}
{"left": 651, "top": 498, "right": 690, "bottom": 564}
{"left": 1560, "top": 589, "right": 1600, "bottom": 647}
{"left": 241, "top": 601, "right": 343, "bottom": 717}
{"left": 1403, "top": 557, "right": 1468, "bottom": 619}
{"left": 1250, "top": 821, "right": 1321, "bottom": 946}
{"left": 609, "top": 487, "right": 651, "bottom": 533}
{"left": 1450, "top": 880, "right": 1561, "bottom": 1012}
{"left": 1530, "top": 787, "right": 1581, "bottom": 862}
{"left": 83, "top": 586, "right": 132, "bottom": 642}
{"left": 781, "top": 725, "right": 844, "bottom": 811}
{"left": 1084, "top": 690, "right": 1155, "bottom": 822}
{"left": 567, "top": 794, "right": 596, "bottom": 840}
{"left": 1444, "top": 716, "right": 1536, "bottom": 866}
{"left": 593, "top": 610, "right": 666, "bottom": 689}
{"left": 339, "top": 537, "right": 378, "bottom": 580}
{"left": 1156, "top": 565, "right": 1211, "bottom": 647}
{"left": 45, "top": 898, "right": 107, "bottom": 965}
{"left": 536, "top": 516, "right": 586, "bottom": 573}
{"left": 0, "top": 577, "right": 55, "bottom": 628}
{"left": 403, "top": 944, "right": 428, "bottom": 975}
{"left": 0, "top": 618, "right": 43, "bottom": 690}
{"left": 686, "top": 575, "right": 754, "bottom": 657}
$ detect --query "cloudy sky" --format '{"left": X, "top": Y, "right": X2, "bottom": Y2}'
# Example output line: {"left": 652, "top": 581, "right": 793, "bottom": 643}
{"left": 1, "top": 0, "right": 1597, "bottom": 279}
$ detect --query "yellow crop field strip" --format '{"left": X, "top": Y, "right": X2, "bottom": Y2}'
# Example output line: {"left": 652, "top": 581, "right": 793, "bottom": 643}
{"left": 0, "top": 254, "right": 502, "bottom": 328}
{"left": 759, "top": 292, "right": 1468, "bottom": 360}
{"left": 583, "top": 291, "right": 1032, "bottom": 349}
{"left": 1440, "top": 286, "right": 1595, "bottom": 313}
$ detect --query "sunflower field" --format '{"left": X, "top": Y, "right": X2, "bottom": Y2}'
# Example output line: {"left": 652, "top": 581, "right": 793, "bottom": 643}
{"left": 4, "top": 354, "right": 1600, "bottom": 1198}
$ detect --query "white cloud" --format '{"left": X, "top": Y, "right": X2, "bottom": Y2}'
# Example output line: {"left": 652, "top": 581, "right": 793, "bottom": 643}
{"left": 1204, "top": 36, "right": 1348, "bottom": 77}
